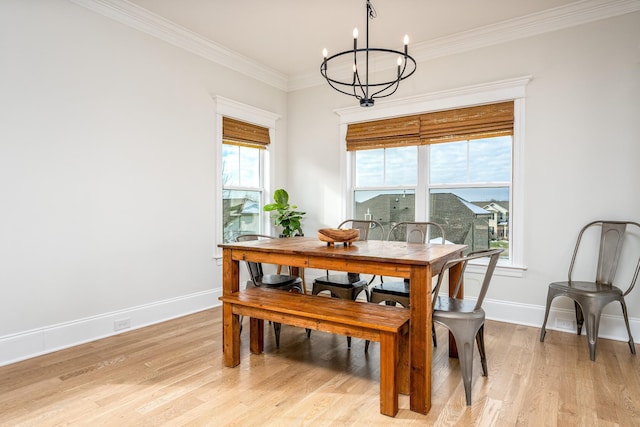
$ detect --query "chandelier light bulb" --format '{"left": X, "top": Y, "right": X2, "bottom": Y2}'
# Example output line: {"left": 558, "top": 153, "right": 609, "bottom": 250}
{"left": 353, "top": 28, "right": 359, "bottom": 39}
{"left": 322, "top": 48, "right": 328, "bottom": 58}
{"left": 397, "top": 57, "right": 402, "bottom": 66}
{"left": 404, "top": 34, "right": 409, "bottom": 45}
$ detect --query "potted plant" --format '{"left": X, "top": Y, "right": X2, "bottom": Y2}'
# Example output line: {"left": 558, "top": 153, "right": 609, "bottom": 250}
{"left": 263, "top": 188, "right": 305, "bottom": 237}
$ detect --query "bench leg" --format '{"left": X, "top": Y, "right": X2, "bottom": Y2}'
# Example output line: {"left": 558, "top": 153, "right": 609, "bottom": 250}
{"left": 379, "top": 331, "right": 399, "bottom": 417}
{"left": 223, "top": 303, "right": 240, "bottom": 367}
{"left": 398, "top": 325, "right": 410, "bottom": 395}
{"left": 250, "top": 317, "right": 264, "bottom": 354}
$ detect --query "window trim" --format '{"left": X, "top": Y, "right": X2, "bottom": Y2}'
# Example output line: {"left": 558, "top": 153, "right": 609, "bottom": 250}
{"left": 336, "top": 76, "right": 531, "bottom": 273}
{"left": 213, "top": 96, "right": 280, "bottom": 259}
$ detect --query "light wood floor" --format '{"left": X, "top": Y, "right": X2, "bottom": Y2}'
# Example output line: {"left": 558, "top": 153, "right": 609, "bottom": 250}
{"left": 2, "top": 307, "right": 640, "bottom": 426}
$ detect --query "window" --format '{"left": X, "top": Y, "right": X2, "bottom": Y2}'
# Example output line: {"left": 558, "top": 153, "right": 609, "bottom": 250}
{"left": 221, "top": 141, "right": 263, "bottom": 243}
{"left": 429, "top": 136, "right": 511, "bottom": 257}
{"left": 348, "top": 100, "right": 517, "bottom": 263}
{"left": 214, "top": 97, "right": 280, "bottom": 253}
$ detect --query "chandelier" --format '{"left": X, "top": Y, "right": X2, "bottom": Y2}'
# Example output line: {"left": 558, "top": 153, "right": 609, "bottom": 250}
{"left": 320, "top": 0, "right": 417, "bottom": 107}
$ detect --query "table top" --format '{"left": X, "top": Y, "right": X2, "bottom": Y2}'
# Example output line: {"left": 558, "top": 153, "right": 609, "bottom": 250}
{"left": 220, "top": 236, "right": 466, "bottom": 267}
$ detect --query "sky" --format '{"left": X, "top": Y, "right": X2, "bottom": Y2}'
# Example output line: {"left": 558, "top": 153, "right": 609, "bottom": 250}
{"left": 355, "top": 136, "right": 512, "bottom": 202}
{"left": 223, "top": 136, "right": 512, "bottom": 203}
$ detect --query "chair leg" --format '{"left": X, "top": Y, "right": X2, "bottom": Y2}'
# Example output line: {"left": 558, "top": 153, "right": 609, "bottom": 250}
{"left": 620, "top": 299, "right": 636, "bottom": 354}
{"left": 476, "top": 324, "right": 488, "bottom": 377}
{"left": 584, "top": 308, "right": 601, "bottom": 361}
{"left": 455, "top": 333, "right": 476, "bottom": 406}
{"left": 432, "top": 323, "right": 437, "bottom": 347}
{"left": 540, "top": 290, "right": 556, "bottom": 342}
{"left": 273, "top": 322, "right": 282, "bottom": 348}
{"left": 575, "top": 301, "right": 584, "bottom": 336}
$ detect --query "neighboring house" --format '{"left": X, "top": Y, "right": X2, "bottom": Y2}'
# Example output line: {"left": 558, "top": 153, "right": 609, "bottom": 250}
{"left": 355, "top": 193, "right": 415, "bottom": 237}
{"left": 355, "top": 193, "right": 493, "bottom": 251}
{"left": 477, "top": 201, "right": 510, "bottom": 240}
{"left": 222, "top": 197, "right": 260, "bottom": 242}
{"left": 429, "top": 193, "right": 493, "bottom": 251}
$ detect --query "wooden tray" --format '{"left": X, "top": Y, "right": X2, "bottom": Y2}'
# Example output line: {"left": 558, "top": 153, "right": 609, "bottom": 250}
{"left": 317, "top": 228, "right": 360, "bottom": 246}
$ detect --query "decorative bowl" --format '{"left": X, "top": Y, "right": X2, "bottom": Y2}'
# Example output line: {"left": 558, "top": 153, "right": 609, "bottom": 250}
{"left": 317, "top": 228, "right": 360, "bottom": 246}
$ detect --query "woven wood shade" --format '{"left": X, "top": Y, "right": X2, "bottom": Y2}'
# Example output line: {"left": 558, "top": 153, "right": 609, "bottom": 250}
{"left": 346, "top": 101, "right": 514, "bottom": 151}
{"left": 346, "top": 116, "right": 421, "bottom": 151}
{"left": 223, "top": 117, "right": 270, "bottom": 149}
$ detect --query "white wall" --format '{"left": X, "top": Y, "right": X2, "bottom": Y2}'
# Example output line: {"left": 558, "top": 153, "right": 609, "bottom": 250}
{"left": 1, "top": 1, "right": 638, "bottom": 366}
{"left": 0, "top": 0, "right": 287, "bottom": 364}
{"left": 288, "top": 13, "right": 640, "bottom": 334}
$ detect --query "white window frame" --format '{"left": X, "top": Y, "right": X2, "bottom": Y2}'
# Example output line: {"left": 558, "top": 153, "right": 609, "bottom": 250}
{"left": 213, "top": 96, "right": 280, "bottom": 259}
{"left": 335, "top": 76, "right": 531, "bottom": 275}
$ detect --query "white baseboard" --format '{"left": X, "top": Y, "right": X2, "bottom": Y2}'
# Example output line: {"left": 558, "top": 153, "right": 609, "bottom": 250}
{"left": 0, "top": 288, "right": 221, "bottom": 367}
{"left": 484, "top": 297, "right": 639, "bottom": 342}
{"left": 3, "top": 289, "right": 636, "bottom": 367}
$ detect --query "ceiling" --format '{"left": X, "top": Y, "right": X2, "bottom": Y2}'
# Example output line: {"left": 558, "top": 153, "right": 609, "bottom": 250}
{"left": 126, "top": 0, "right": 574, "bottom": 76}
{"left": 79, "top": 0, "right": 639, "bottom": 90}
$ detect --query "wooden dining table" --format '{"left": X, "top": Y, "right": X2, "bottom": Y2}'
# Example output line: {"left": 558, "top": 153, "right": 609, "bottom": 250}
{"left": 219, "top": 236, "right": 467, "bottom": 415}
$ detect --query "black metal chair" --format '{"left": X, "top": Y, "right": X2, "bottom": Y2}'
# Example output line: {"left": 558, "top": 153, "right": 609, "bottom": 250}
{"left": 235, "top": 234, "right": 303, "bottom": 347}
{"left": 311, "top": 219, "right": 384, "bottom": 347}
{"left": 540, "top": 220, "right": 640, "bottom": 361}
{"left": 432, "top": 248, "right": 503, "bottom": 405}
{"left": 370, "top": 221, "right": 446, "bottom": 306}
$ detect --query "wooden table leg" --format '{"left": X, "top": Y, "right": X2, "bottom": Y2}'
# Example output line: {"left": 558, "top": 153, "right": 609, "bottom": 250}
{"left": 398, "top": 324, "right": 410, "bottom": 396}
{"left": 409, "top": 264, "right": 432, "bottom": 415}
{"left": 222, "top": 303, "right": 240, "bottom": 367}
{"left": 222, "top": 248, "right": 239, "bottom": 294}
{"left": 222, "top": 248, "right": 239, "bottom": 352}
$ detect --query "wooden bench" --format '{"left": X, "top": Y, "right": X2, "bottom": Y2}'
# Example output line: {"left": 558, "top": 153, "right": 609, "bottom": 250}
{"left": 219, "top": 287, "right": 410, "bottom": 417}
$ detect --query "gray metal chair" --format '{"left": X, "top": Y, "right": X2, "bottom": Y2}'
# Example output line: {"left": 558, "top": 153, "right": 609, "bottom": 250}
{"left": 311, "top": 219, "right": 384, "bottom": 347}
{"left": 235, "top": 234, "right": 304, "bottom": 347}
{"left": 431, "top": 248, "right": 503, "bottom": 406}
{"left": 369, "top": 222, "right": 445, "bottom": 350}
{"left": 540, "top": 220, "right": 640, "bottom": 361}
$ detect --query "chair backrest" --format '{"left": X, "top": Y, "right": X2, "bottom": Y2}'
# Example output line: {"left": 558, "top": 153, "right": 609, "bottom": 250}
{"left": 338, "top": 219, "right": 384, "bottom": 241}
{"left": 387, "top": 221, "right": 446, "bottom": 244}
{"left": 568, "top": 221, "right": 640, "bottom": 294}
{"left": 235, "top": 234, "right": 276, "bottom": 284}
{"left": 431, "top": 248, "right": 503, "bottom": 311}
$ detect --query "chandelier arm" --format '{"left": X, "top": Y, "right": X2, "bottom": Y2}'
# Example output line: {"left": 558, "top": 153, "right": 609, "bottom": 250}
{"left": 353, "top": 69, "right": 368, "bottom": 100}
{"left": 369, "top": 55, "right": 417, "bottom": 99}
{"left": 325, "top": 78, "right": 364, "bottom": 100}
{"left": 370, "top": 80, "right": 401, "bottom": 99}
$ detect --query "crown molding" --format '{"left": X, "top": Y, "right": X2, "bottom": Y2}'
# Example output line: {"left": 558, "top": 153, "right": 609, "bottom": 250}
{"left": 70, "top": 0, "right": 639, "bottom": 93}
{"left": 69, "top": 0, "right": 289, "bottom": 91}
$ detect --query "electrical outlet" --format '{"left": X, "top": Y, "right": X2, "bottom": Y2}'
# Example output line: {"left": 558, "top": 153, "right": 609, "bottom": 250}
{"left": 556, "top": 318, "right": 576, "bottom": 330}
{"left": 113, "top": 318, "right": 131, "bottom": 331}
